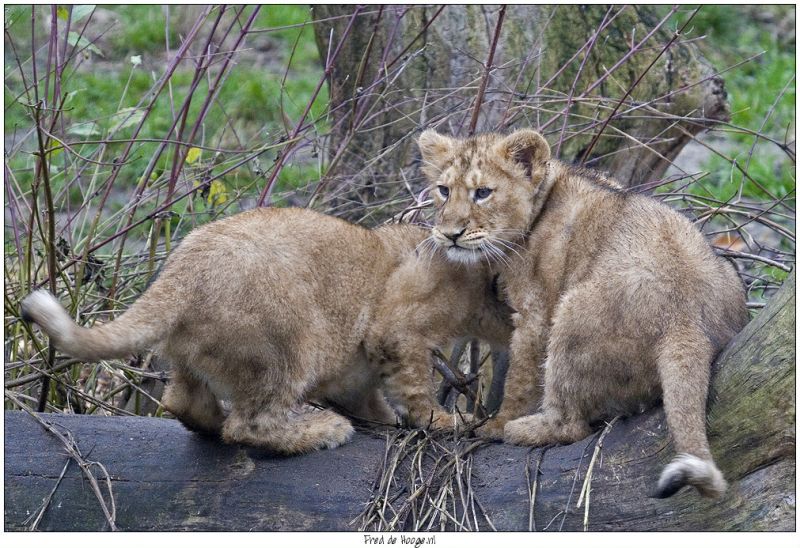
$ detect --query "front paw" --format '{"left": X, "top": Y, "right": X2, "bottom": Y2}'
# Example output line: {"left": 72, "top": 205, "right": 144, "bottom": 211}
{"left": 503, "top": 413, "right": 589, "bottom": 446}
{"left": 427, "top": 410, "right": 474, "bottom": 432}
{"left": 504, "top": 415, "right": 548, "bottom": 446}
{"left": 473, "top": 417, "right": 507, "bottom": 440}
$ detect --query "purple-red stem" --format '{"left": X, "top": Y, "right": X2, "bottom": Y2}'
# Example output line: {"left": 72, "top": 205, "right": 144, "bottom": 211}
{"left": 579, "top": 7, "right": 699, "bottom": 164}
{"left": 467, "top": 5, "right": 506, "bottom": 136}
{"left": 256, "top": 6, "right": 364, "bottom": 207}
{"left": 554, "top": 5, "right": 614, "bottom": 157}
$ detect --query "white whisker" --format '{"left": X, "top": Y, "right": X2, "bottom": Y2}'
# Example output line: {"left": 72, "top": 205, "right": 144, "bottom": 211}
{"left": 478, "top": 242, "right": 492, "bottom": 269}
{"left": 480, "top": 240, "right": 510, "bottom": 268}
{"left": 491, "top": 237, "right": 524, "bottom": 259}
{"left": 416, "top": 236, "right": 439, "bottom": 274}
{"left": 489, "top": 241, "right": 511, "bottom": 268}
{"left": 414, "top": 235, "right": 433, "bottom": 256}
{"left": 493, "top": 236, "right": 526, "bottom": 249}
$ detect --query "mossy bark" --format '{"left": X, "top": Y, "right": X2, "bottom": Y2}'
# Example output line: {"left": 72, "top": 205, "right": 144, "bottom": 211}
{"left": 312, "top": 5, "right": 728, "bottom": 221}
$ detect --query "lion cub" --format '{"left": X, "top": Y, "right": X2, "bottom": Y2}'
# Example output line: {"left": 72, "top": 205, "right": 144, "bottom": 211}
{"left": 21, "top": 207, "right": 511, "bottom": 454}
{"left": 418, "top": 129, "right": 748, "bottom": 498}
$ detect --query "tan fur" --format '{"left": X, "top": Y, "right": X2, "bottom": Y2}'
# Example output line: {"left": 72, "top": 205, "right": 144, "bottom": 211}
{"left": 418, "top": 129, "right": 748, "bottom": 498}
{"left": 21, "top": 207, "right": 512, "bottom": 454}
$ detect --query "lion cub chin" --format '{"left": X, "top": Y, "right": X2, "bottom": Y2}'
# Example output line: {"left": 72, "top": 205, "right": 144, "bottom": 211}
{"left": 418, "top": 128, "right": 749, "bottom": 498}
{"left": 21, "top": 207, "right": 512, "bottom": 454}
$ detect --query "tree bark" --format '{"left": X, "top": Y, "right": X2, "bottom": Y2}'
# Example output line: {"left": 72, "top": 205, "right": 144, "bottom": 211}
{"left": 312, "top": 5, "right": 728, "bottom": 222}
{"left": 4, "top": 275, "right": 793, "bottom": 531}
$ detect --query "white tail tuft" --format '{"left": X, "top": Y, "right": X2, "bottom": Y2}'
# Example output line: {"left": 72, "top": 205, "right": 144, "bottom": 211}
{"left": 655, "top": 453, "right": 727, "bottom": 498}
{"left": 21, "top": 289, "right": 161, "bottom": 361}
{"left": 21, "top": 290, "right": 76, "bottom": 341}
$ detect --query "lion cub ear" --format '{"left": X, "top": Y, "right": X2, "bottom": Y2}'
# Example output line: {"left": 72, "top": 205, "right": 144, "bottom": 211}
{"left": 418, "top": 129, "right": 456, "bottom": 177}
{"left": 494, "top": 129, "right": 551, "bottom": 179}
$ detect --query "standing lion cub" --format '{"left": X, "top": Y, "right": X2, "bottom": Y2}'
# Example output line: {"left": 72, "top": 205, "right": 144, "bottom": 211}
{"left": 418, "top": 128, "right": 748, "bottom": 498}
{"left": 21, "top": 207, "right": 511, "bottom": 454}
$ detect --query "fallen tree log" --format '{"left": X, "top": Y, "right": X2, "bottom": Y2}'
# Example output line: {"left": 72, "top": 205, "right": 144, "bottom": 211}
{"left": 4, "top": 275, "right": 794, "bottom": 532}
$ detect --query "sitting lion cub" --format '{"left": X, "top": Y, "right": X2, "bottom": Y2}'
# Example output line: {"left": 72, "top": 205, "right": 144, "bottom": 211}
{"left": 21, "top": 207, "right": 512, "bottom": 454}
{"left": 418, "top": 128, "right": 748, "bottom": 498}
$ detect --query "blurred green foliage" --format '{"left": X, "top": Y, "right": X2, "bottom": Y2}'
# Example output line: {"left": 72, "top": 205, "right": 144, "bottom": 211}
{"left": 672, "top": 5, "right": 795, "bottom": 201}
{"left": 4, "top": 5, "right": 326, "bottom": 243}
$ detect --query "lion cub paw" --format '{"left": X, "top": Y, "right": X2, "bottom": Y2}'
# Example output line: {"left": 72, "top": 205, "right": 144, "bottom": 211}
{"left": 504, "top": 413, "right": 590, "bottom": 447}
{"left": 222, "top": 408, "right": 355, "bottom": 454}
{"left": 301, "top": 410, "right": 355, "bottom": 450}
{"left": 504, "top": 415, "right": 553, "bottom": 446}
{"left": 416, "top": 410, "right": 474, "bottom": 433}
{"left": 473, "top": 417, "right": 507, "bottom": 440}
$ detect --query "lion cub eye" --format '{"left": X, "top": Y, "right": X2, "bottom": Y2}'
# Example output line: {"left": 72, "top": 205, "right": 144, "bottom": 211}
{"left": 437, "top": 185, "right": 450, "bottom": 199}
{"left": 474, "top": 187, "right": 493, "bottom": 201}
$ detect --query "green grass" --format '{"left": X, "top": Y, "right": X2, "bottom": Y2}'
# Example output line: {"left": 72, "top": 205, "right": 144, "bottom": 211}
{"left": 5, "top": 5, "right": 324, "bottom": 127}
{"left": 4, "top": 5, "right": 326, "bottom": 249}
{"left": 4, "top": 5, "right": 325, "bottom": 196}
{"left": 103, "top": 5, "right": 181, "bottom": 56}
{"left": 669, "top": 5, "right": 796, "bottom": 202}
{"left": 102, "top": 5, "right": 318, "bottom": 60}
{"left": 254, "top": 5, "right": 320, "bottom": 65}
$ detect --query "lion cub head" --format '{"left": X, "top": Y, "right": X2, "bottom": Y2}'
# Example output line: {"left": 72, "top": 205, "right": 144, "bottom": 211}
{"left": 418, "top": 129, "right": 551, "bottom": 264}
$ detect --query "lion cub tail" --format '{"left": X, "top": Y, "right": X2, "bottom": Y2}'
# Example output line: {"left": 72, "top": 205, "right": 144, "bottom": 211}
{"left": 655, "top": 453, "right": 727, "bottom": 499}
{"left": 21, "top": 289, "right": 168, "bottom": 361}
{"left": 652, "top": 331, "right": 727, "bottom": 499}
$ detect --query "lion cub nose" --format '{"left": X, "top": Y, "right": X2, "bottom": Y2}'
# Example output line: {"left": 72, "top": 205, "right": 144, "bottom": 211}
{"left": 443, "top": 228, "right": 466, "bottom": 243}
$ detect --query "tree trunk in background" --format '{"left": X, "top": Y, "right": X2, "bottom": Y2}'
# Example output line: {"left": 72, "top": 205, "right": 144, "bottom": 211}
{"left": 312, "top": 5, "right": 728, "bottom": 221}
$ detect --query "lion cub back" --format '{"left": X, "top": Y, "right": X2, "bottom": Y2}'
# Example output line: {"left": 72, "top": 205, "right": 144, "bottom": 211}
{"left": 157, "top": 208, "right": 424, "bottom": 392}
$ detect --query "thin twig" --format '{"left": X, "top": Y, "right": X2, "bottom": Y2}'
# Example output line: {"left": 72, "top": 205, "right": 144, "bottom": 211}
{"left": 576, "top": 417, "right": 619, "bottom": 532}
{"left": 6, "top": 391, "right": 118, "bottom": 531}
{"left": 467, "top": 5, "right": 506, "bottom": 135}
{"left": 579, "top": 7, "right": 700, "bottom": 163}
{"left": 25, "top": 458, "right": 70, "bottom": 531}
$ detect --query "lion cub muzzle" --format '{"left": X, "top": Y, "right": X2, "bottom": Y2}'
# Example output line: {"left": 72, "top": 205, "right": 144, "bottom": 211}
{"left": 431, "top": 226, "right": 488, "bottom": 264}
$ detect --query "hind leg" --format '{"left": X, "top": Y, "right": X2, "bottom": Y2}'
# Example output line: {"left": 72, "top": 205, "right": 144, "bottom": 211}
{"left": 222, "top": 401, "right": 354, "bottom": 454}
{"left": 162, "top": 366, "right": 224, "bottom": 435}
{"left": 220, "top": 355, "right": 354, "bottom": 454}
{"left": 654, "top": 330, "right": 726, "bottom": 498}
{"left": 315, "top": 353, "right": 398, "bottom": 426}
{"left": 503, "top": 289, "right": 621, "bottom": 447}
{"left": 343, "top": 388, "right": 398, "bottom": 425}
